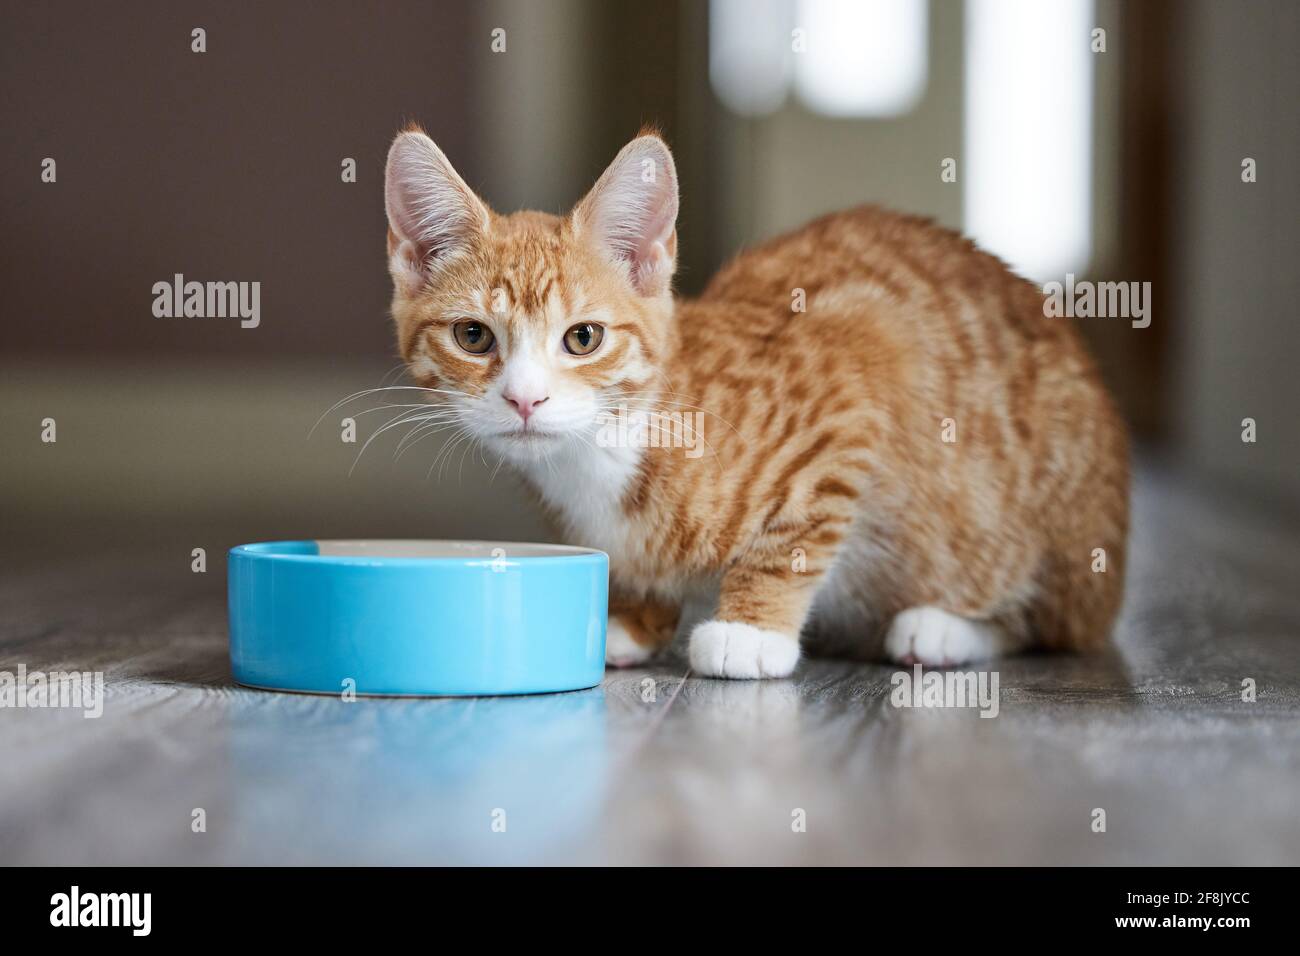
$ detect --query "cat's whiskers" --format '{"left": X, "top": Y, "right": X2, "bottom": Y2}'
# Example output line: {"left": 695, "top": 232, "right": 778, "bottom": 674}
{"left": 377, "top": 361, "right": 411, "bottom": 389}
{"left": 602, "top": 390, "right": 745, "bottom": 441}
{"left": 349, "top": 405, "right": 463, "bottom": 476}
{"left": 426, "top": 425, "right": 474, "bottom": 481}
{"left": 542, "top": 440, "right": 559, "bottom": 482}
{"left": 488, "top": 450, "right": 510, "bottom": 485}
{"left": 431, "top": 422, "right": 485, "bottom": 485}
{"left": 352, "top": 402, "right": 456, "bottom": 422}
{"left": 457, "top": 431, "right": 485, "bottom": 484}
{"left": 310, "top": 385, "right": 472, "bottom": 438}
{"left": 591, "top": 400, "right": 726, "bottom": 470}
{"left": 393, "top": 413, "right": 466, "bottom": 462}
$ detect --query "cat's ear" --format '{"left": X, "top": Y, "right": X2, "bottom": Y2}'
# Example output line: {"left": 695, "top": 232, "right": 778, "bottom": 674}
{"left": 573, "top": 135, "right": 679, "bottom": 298}
{"left": 384, "top": 129, "right": 489, "bottom": 294}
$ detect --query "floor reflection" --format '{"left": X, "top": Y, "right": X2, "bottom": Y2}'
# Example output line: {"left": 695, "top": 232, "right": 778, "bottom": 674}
{"left": 223, "top": 687, "right": 609, "bottom": 864}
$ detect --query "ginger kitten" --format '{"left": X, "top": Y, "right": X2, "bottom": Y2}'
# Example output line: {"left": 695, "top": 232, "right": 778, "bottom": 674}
{"left": 383, "top": 127, "right": 1129, "bottom": 679}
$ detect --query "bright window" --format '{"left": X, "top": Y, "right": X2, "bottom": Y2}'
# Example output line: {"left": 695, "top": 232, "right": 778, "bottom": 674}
{"left": 793, "top": 0, "right": 929, "bottom": 118}
{"left": 709, "top": 0, "right": 929, "bottom": 118}
{"left": 964, "top": 0, "right": 1094, "bottom": 281}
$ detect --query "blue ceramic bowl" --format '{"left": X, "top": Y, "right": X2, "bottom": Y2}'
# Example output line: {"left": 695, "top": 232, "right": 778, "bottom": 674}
{"left": 228, "top": 540, "right": 608, "bottom": 696}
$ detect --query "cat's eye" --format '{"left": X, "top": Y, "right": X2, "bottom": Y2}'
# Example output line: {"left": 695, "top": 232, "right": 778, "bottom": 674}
{"left": 452, "top": 320, "right": 495, "bottom": 355}
{"left": 563, "top": 322, "right": 605, "bottom": 356}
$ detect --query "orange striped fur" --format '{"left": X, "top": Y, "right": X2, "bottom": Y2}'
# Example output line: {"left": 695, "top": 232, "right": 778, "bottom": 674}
{"left": 384, "top": 128, "right": 1129, "bottom": 678}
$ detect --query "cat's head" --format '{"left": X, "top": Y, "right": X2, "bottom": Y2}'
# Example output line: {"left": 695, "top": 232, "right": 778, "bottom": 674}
{"left": 383, "top": 125, "right": 678, "bottom": 460}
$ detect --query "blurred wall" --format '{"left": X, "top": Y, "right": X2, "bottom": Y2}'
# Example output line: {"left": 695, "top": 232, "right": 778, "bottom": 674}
{"left": 1169, "top": 0, "right": 1299, "bottom": 512}
{"left": 707, "top": 0, "right": 967, "bottom": 247}
{"left": 0, "top": 0, "right": 479, "bottom": 360}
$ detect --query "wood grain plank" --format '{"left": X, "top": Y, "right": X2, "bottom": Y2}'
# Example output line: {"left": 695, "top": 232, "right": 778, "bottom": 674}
{"left": 3, "top": 465, "right": 1300, "bottom": 864}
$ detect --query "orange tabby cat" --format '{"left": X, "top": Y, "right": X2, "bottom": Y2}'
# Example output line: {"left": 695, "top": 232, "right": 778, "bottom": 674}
{"left": 383, "top": 126, "right": 1129, "bottom": 679}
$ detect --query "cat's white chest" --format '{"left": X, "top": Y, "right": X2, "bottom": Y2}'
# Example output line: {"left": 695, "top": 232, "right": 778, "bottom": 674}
{"left": 509, "top": 439, "right": 713, "bottom": 604}
{"left": 515, "top": 440, "right": 643, "bottom": 565}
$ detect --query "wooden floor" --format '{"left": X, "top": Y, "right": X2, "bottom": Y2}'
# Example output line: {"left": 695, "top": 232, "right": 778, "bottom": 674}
{"left": 3, "top": 465, "right": 1300, "bottom": 866}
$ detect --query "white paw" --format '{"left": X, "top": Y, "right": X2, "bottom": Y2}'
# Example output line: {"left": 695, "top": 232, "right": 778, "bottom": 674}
{"left": 605, "top": 617, "right": 655, "bottom": 668}
{"left": 884, "top": 606, "right": 1010, "bottom": 666}
{"left": 689, "top": 620, "right": 800, "bottom": 679}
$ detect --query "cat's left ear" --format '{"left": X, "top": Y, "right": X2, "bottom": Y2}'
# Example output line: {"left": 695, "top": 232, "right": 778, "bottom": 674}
{"left": 573, "top": 135, "right": 679, "bottom": 298}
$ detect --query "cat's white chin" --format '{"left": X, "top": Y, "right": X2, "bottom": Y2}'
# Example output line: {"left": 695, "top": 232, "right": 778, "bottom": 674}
{"left": 484, "top": 428, "right": 564, "bottom": 454}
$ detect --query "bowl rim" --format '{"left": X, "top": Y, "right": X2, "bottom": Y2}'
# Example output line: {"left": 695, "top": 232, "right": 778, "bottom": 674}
{"left": 229, "top": 538, "right": 608, "bottom": 567}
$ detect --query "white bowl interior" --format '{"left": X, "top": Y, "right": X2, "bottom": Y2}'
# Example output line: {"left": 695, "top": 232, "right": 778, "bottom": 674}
{"left": 312, "top": 539, "right": 598, "bottom": 559}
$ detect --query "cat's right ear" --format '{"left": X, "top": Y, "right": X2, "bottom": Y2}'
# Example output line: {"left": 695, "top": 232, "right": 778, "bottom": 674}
{"left": 384, "top": 130, "right": 489, "bottom": 294}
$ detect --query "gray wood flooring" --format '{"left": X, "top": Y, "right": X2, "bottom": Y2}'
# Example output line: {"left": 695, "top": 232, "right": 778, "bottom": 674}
{"left": 2, "top": 465, "right": 1299, "bottom": 865}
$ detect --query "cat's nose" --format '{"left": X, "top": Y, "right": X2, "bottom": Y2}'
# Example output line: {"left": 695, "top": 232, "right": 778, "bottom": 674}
{"left": 503, "top": 391, "right": 549, "bottom": 423}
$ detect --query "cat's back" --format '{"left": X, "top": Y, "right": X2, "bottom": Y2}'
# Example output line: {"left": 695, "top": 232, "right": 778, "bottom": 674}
{"left": 707, "top": 205, "right": 1019, "bottom": 303}
{"left": 688, "top": 204, "right": 1102, "bottom": 407}
{"left": 699, "top": 205, "right": 1042, "bottom": 326}
{"left": 677, "top": 203, "right": 1123, "bottom": 497}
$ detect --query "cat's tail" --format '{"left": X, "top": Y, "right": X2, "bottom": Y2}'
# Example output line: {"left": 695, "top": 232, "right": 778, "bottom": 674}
{"left": 1029, "top": 425, "right": 1130, "bottom": 652}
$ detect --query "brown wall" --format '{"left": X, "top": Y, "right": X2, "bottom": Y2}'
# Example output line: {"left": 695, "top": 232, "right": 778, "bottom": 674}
{"left": 1, "top": 0, "right": 480, "bottom": 358}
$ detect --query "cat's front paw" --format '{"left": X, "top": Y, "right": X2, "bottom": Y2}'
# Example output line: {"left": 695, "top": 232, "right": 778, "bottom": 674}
{"left": 689, "top": 620, "right": 800, "bottom": 679}
{"left": 605, "top": 617, "right": 655, "bottom": 668}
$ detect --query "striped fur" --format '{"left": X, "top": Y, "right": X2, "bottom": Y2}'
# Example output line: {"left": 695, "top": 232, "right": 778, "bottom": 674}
{"left": 385, "top": 129, "right": 1129, "bottom": 678}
